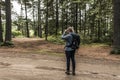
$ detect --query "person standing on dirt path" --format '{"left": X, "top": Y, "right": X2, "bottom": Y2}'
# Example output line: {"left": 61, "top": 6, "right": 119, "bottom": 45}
{"left": 61, "top": 27, "right": 77, "bottom": 76}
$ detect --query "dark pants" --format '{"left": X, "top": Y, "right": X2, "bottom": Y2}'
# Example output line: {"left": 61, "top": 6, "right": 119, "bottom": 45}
{"left": 65, "top": 50, "right": 76, "bottom": 73}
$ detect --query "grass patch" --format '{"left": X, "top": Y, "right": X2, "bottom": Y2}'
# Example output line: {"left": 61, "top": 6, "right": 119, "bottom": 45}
{"left": 48, "top": 35, "right": 65, "bottom": 45}
{"left": 82, "top": 43, "right": 109, "bottom": 47}
{"left": 0, "top": 42, "right": 4, "bottom": 46}
{"left": 1, "top": 41, "right": 14, "bottom": 47}
{"left": 110, "top": 49, "right": 120, "bottom": 54}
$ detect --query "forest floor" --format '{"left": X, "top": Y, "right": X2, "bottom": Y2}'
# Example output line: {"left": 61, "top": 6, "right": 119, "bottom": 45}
{"left": 0, "top": 38, "right": 120, "bottom": 80}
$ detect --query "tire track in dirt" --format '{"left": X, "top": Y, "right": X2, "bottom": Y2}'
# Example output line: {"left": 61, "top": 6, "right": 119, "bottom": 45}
{"left": 0, "top": 62, "right": 11, "bottom": 68}
{"left": 0, "top": 59, "right": 119, "bottom": 80}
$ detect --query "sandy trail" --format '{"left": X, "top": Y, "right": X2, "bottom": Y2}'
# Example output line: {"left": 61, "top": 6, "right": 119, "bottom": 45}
{"left": 0, "top": 54, "right": 120, "bottom": 80}
{"left": 0, "top": 38, "right": 120, "bottom": 80}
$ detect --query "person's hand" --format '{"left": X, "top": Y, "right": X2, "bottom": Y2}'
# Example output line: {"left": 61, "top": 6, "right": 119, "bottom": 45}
{"left": 65, "top": 29, "right": 70, "bottom": 34}
{"left": 64, "top": 30, "right": 68, "bottom": 34}
{"left": 64, "top": 30, "right": 67, "bottom": 33}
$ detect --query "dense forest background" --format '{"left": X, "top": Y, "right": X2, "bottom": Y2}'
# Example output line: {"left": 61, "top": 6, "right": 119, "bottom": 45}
{"left": 0, "top": 0, "right": 113, "bottom": 42}
{"left": 0, "top": 0, "right": 120, "bottom": 53}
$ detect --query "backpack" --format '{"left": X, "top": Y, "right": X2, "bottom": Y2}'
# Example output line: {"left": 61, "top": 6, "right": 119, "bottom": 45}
{"left": 70, "top": 33, "right": 80, "bottom": 49}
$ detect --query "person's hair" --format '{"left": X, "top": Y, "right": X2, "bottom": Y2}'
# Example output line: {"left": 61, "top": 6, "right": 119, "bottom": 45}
{"left": 66, "top": 27, "right": 74, "bottom": 33}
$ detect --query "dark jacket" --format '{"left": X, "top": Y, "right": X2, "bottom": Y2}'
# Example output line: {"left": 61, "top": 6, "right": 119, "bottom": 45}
{"left": 62, "top": 32, "right": 74, "bottom": 51}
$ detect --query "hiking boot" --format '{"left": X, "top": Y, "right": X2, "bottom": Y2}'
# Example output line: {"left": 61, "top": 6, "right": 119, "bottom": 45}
{"left": 72, "top": 72, "right": 76, "bottom": 76}
{"left": 65, "top": 71, "right": 70, "bottom": 75}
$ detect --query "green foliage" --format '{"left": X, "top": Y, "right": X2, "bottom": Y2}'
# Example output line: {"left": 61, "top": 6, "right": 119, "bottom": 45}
{"left": 48, "top": 35, "right": 64, "bottom": 44}
{"left": 8, "top": 0, "right": 113, "bottom": 44}
{"left": 29, "top": 30, "right": 34, "bottom": 37}
{"left": 110, "top": 49, "right": 120, "bottom": 54}
{"left": 12, "top": 30, "right": 22, "bottom": 38}
{"left": 82, "top": 38, "right": 92, "bottom": 44}
{"left": 82, "top": 43, "right": 109, "bottom": 47}
{"left": 0, "top": 42, "right": 3, "bottom": 46}
{"left": 1, "top": 41, "right": 14, "bottom": 47}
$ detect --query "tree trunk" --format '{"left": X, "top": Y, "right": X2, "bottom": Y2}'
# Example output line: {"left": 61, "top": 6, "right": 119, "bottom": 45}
{"left": 83, "top": 4, "right": 87, "bottom": 38}
{"left": 5, "top": 0, "right": 12, "bottom": 42}
{"left": 79, "top": 4, "right": 82, "bottom": 33}
{"left": 61, "top": 8, "right": 64, "bottom": 34}
{"left": 75, "top": 3, "right": 78, "bottom": 33}
{"left": 25, "top": 1, "right": 29, "bottom": 38}
{"left": 97, "top": 20, "right": 101, "bottom": 41}
{"left": 0, "top": 0, "right": 3, "bottom": 42}
{"left": 38, "top": 0, "right": 42, "bottom": 38}
{"left": 65, "top": 9, "right": 68, "bottom": 29}
{"left": 32, "top": 1, "right": 36, "bottom": 36}
{"left": 45, "top": 0, "right": 48, "bottom": 40}
{"left": 112, "top": 0, "right": 120, "bottom": 53}
{"left": 20, "top": 0, "right": 24, "bottom": 35}
{"left": 0, "top": 18, "right": 3, "bottom": 42}
{"left": 90, "top": 14, "right": 95, "bottom": 40}
{"left": 55, "top": 0, "right": 59, "bottom": 36}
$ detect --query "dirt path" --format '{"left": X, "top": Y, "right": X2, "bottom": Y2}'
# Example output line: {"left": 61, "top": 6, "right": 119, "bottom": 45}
{"left": 0, "top": 55, "right": 120, "bottom": 80}
{"left": 0, "top": 38, "right": 120, "bottom": 80}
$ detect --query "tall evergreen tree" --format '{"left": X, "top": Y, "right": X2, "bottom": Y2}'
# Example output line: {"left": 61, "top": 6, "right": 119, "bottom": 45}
{"left": 38, "top": 0, "right": 42, "bottom": 38}
{"left": 24, "top": 0, "right": 30, "bottom": 37}
{"left": 0, "top": 0, "right": 3, "bottom": 42}
{"left": 45, "top": 0, "right": 48, "bottom": 40}
{"left": 5, "top": 0, "right": 12, "bottom": 42}
{"left": 55, "top": 0, "right": 59, "bottom": 36}
{"left": 112, "top": 0, "right": 120, "bottom": 54}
